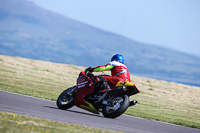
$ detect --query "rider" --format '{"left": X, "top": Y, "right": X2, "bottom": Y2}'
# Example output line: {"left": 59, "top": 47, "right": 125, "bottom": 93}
{"left": 85, "top": 54, "right": 131, "bottom": 89}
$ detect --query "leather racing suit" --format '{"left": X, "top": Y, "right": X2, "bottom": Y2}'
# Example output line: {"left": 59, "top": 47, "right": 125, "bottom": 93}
{"left": 93, "top": 61, "right": 131, "bottom": 89}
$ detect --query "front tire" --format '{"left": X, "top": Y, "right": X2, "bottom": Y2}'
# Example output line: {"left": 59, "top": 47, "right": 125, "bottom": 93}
{"left": 57, "top": 87, "right": 76, "bottom": 110}
{"left": 102, "top": 95, "right": 129, "bottom": 118}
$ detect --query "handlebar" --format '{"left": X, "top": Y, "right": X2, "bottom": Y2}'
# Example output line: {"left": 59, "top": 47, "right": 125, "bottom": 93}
{"left": 85, "top": 71, "right": 96, "bottom": 84}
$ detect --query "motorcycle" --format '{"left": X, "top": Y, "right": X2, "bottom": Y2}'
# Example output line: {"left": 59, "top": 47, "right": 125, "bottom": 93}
{"left": 57, "top": 71, "right": 140, "bottom": 118}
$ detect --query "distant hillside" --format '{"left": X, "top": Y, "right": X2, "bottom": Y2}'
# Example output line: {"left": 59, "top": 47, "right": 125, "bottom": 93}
{"left": 0, "top": 0, "right": 200, "bottom": 86}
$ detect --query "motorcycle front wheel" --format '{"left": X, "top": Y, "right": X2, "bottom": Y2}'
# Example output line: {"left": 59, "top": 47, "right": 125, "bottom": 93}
{"left": 56, "top": 87, "right": 76, "bottom": 110}
{"left": 102, "top": 95, "right": 129, "bottom": 118}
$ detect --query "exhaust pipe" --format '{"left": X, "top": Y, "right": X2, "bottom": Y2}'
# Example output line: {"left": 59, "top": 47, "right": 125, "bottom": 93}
{"left": 129, "top": 100, "right": 137, "bottom": 107}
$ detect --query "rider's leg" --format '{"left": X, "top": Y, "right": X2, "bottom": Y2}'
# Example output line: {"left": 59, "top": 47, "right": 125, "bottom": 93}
{"left": 98, "top": 77, "right": 110, "bottom": 90}
{"left": 102, "top": 76, "right": 121, "bottom": 89}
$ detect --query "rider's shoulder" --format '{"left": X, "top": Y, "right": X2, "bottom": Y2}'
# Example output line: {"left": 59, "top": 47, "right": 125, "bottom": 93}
{"left": 108, "top": 61, "right": 127, "bottom": 68}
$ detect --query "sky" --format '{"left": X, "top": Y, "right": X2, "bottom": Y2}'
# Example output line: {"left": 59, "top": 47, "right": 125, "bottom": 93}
{"left": 30, "top": 0, "right": 200, "bottom": 56}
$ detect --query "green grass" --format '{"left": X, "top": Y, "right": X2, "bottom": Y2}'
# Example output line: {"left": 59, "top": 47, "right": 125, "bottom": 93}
{"left": 0, "top": 112, "right": 119, "bottom": 133}
{"left": 0, "top": 55, "right": 200, "bottom": 129}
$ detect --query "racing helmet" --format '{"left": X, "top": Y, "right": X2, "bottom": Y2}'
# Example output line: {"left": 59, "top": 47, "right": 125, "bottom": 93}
{"left": 111, "top": 54, "right": 124, "bottom": 64}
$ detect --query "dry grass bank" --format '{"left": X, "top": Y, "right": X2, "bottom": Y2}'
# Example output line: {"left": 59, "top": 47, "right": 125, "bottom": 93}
{"left": 0, "top": 55, "right": 199, "bottom": 128}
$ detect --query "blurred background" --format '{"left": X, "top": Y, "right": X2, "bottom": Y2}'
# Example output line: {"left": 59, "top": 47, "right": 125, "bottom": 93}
{"left": 0, "top": 0, "right": 200, "bottom": 86}
{"left": 31, "top": 0, "right": 200, "bottom": 56}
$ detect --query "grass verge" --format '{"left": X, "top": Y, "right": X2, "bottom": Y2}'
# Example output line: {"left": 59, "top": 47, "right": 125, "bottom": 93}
{"left": 0, "top": 112, "right": 120, "bottom": 133}
{"left": 0, "top": 55, "right": 200, "bottom": 129}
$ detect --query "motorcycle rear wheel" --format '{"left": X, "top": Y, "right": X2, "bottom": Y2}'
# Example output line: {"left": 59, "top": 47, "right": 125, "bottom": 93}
{"left": 102, "top": 95, "right": 129, "bottom": 118}
{"left": 57, "top": 87, "right": 75, "bottom": 110}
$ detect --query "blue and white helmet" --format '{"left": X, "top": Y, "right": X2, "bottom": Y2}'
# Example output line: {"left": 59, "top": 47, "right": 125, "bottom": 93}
{"left": 111, "top": 54, "right": 124, "bottom": 64}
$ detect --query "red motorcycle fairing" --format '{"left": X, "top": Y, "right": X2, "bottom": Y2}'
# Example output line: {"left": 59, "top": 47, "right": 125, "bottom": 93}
{"left": 74, "top": 71, "right": 99, "bottom": 113}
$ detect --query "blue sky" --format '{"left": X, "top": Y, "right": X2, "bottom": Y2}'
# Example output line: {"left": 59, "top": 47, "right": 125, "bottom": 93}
{"left": 30, "top": 0, "right": 200, "bottom": 56}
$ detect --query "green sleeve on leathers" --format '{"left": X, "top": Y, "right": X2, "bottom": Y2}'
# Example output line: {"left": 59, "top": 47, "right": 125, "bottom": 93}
{"left": 93, "top": 65, "right": 114, "bottom": 72}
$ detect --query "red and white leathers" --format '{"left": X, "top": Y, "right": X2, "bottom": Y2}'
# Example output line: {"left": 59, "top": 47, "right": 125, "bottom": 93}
{"left": 93, "top": 61, "right": 131, "bottom": 89}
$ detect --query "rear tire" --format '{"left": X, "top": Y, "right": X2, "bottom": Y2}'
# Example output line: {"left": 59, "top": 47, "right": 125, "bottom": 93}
{"left": 102, "top": 95, "right": 129, "bottom": 118}
{"left": 57, "top": 87, "right": 75, "bottom": 110}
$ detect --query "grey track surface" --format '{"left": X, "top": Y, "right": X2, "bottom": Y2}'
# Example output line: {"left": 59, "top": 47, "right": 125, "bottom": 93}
{"left": 0, "top": 90, "right": 199, "bottom": 133}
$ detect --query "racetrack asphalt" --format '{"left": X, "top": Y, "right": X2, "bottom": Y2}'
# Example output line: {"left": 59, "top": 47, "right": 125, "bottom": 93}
{"left": 0, "top": 90, "right": 199, "bottom": 133}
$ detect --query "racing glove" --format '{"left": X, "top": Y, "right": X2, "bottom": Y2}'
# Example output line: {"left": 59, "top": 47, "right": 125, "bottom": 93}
{"left": 85, "top": 67, "right": 94, "bottom": 72}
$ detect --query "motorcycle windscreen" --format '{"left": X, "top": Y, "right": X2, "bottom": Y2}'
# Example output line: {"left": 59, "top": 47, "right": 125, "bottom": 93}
{"left": 74, "top": 72, "right": 95, "bottom": 107}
